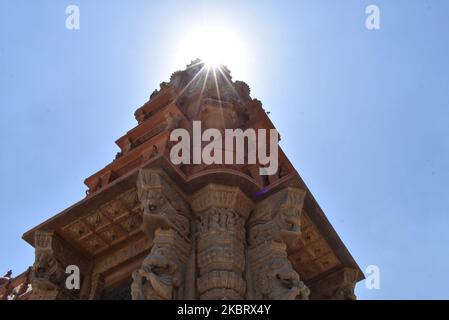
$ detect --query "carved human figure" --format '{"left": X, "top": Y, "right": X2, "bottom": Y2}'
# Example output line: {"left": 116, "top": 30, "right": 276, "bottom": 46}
{"left": 133, "top": 170, "right": 191, "bottom": 300}
{"left": 131, "top": 245, "right": 181, "bottom": 300}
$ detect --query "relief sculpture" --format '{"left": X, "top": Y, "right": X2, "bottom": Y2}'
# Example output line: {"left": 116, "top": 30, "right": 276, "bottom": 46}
{"left": 247, "top": 188, "right": 310, "bottom": 300}
{"left": 258, "top": 256, "right": 302, "bottom": 300}
{"left": 131, "top": 169, "right": 191, "bottom": 300}
{"left": 30, "top": 232, "right": 67, "bottom": 299}
{"left": 131, "top": 243, "right": 181, "bottom": 300}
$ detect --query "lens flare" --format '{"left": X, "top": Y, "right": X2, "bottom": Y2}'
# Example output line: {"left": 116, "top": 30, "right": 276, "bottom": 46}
{"left": 177, "top": 25, "right": 247, "bottom": 72}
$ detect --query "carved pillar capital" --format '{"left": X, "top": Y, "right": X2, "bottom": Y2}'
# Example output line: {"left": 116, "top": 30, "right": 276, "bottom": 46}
{"left": 309, "top": 268, "right": 359, "bottom": 300}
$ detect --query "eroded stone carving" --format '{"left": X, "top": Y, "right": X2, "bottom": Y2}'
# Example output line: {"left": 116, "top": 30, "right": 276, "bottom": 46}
{"left": 30, "top": 231, "right": 90, "bottom": 300}
{"left": 260, "top": 258, "right": 301, "bottom": 300}
{"left": 308, "top": 268, "right": 358, "bottom": 300}
{"left": 30, "top": 232, "right": 67, "bottom": 300}
{"left": 132, "top": 170, "right": 191, "bottom": 300}
{"left": 249, "top": 188, "right": 306, "bottom": 248}
{"left": 136, "top": 169, "right": 190, "bottom": 242}
{"left": 132, "top": 242, "right": 181, "bottom": 300}
{"left": 247, "top": 188, "right": 309, "bottom": 300}
{"left": 249, "top": 240, "right": 309, "bottom": 300}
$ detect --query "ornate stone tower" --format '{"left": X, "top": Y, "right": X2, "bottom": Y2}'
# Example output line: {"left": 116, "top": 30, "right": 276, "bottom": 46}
{"left": 19, "top": 60, "right": 363, "bottom": 300}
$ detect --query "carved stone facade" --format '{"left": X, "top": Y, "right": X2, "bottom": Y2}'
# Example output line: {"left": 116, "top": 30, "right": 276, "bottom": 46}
{"left": 11, "top": 61, "right": 363, "bottom": 300}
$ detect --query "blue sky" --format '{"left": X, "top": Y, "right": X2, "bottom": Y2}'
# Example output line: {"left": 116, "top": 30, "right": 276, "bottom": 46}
{"left": 1, "top": 0, "right": 448, "bottom": 299}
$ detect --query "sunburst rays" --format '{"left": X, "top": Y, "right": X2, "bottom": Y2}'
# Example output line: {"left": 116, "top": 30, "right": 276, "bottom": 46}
{"left": 176, "top": 60, "right": 237, "bottom": 112}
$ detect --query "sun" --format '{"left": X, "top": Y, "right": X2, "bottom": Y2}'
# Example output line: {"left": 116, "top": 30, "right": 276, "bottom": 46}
{"left": 176, "top": 24, "right": 248, "bottom": 72}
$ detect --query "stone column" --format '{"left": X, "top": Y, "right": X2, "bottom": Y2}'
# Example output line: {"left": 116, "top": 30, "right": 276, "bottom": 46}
{"left": 191, "top": 184, "right": 253, "bottom": 300}
{"left": 31, "top": 231, "right": 90, "bottom": 300}
{"left": 247, "top": 187, "right": 310, "bottom": 300}
{"left": 308, "top": 268, "right": 359, "bottom": 300}
{"left": 131, "top": 169, "right": 191, "bottom": 300}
